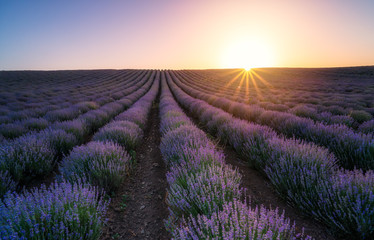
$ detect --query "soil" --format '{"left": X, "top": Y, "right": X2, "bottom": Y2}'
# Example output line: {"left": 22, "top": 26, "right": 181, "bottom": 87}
{"left": 101, "top": 99, "right": 170, "bottom": 240}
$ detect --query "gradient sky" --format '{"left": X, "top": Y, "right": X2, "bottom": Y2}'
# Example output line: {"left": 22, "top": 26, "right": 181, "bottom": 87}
{"left": 1, "top": 0, "right": 374, "bottom": 70}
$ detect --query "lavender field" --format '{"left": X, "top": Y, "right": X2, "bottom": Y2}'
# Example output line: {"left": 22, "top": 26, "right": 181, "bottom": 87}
{"left": 0, "top": 68, "right": 373, "bottom": 239}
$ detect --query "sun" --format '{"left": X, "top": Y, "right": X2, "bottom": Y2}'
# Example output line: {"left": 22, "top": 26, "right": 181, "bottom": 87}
{"left": 221, "top": 38, "right": 275, "bottom": 69}
{"left": 244, "top": 67, "right": 251, "bottom": 71}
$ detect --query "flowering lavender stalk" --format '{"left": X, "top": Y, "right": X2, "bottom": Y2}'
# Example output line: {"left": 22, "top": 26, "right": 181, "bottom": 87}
{"left": 0, "top": 180, "right": 108, "bottom": 240}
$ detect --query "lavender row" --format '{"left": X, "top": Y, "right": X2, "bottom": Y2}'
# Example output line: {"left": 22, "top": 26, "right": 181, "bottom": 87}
{"left": 159, "top": 72, "right": 309, "bottom": 239}
{"left": 0, "top": 71, "right": 160, "bottom": 239}
{"left": 0, "top": 70, "right": 138, "bottom": 123}
{"left": 58, "top": 71, "right": 161, "bottom": 193}
{"left": 180, "top": 69, "right": 374, "bottom": 123}
{"left": 0, "top": 70, "right": 139, "bottom": 136}
{"left": 171, "top": 71, "right": 374, "bottom": 170}
{"left": 177, "top": 71, "right": 372, "bottom": 130}
{"left": 0, "top": 71, "right": 155, "bottom": 198}
{"left": 167, "top": 72, "right": 374, "bottom": 239}
{"left": 0, "top": 70, "right": 147, "bottom": 139}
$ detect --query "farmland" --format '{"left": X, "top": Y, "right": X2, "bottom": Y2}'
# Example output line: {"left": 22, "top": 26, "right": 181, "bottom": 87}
{"left": 0, "top": 68, "right": 373, "bottom": 239}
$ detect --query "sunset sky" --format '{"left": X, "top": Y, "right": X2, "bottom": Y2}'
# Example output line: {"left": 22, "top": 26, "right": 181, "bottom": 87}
{"left": 1, "top": 0, "right": 374, "bottom": 70}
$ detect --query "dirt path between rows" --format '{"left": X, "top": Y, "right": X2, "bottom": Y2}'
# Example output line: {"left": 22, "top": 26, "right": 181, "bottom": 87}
{"left": 101, "top": 99, "right": 170, "bottom": 240}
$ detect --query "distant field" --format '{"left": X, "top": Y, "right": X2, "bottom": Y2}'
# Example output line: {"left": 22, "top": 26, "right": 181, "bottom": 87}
{"left": 0, "top": 68, "right": 373, "bottom": 239}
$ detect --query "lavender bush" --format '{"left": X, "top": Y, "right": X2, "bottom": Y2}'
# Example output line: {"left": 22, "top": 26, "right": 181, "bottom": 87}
{"left": 22, "top": 117, "right": 49, "bottom": 131}
{"left": 0, "top": 181, "right": 108, "bottom": 239}
{"left": 172, "top": 199, "right": 310, "bottom": 240}
{"left": 0, "top": 123, "right": 28, "bottom": 139}
{"left": 93, "top": 120, "right": 143, "bottom": 150}
{"left": 0, "top": 134, "right": 56, "bottom": 184}
{"left": 0, "top": 171, "right": 16, "bottom": 198}
{"left": 38, "top": 128, "right": 78, "bottom": 156}
{"left": 161, "top": 125, "right": 215, "bottom": 165}
{"left": 59, "top": 141, "right": 130, "bottom": 193}
{"left": 52, "top": 119, "right": 88, "bottom": 144}
{"left": 167, "top": 159, "right": 242, "bottom": 219}
{"left": 358, "top": 119, "right": 374, "bottom": 134}
{"left": 314, "top": 170, "right": 374, "bottom": 239}
{"left": 350, "top": 110, "right": 373, "bottom": 124}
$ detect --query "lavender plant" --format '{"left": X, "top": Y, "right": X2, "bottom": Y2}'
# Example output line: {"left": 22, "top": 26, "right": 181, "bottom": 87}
{"left": 172, "top": 199, "right": 311, "bottom": 240}
{"left": 0, "top": 181, "right": 108, "bottom": 239}
{"left": 59, "top": 141, "right": 130, "bottom": 193}
{"left": 0, "top": 123, "right": 28, "bottom": 139}
{"left": 0, "top": 171, "right": 16, "bottom": 198}
{"left": 22, "top": 117, "right": 49, "bottom": 131}
{"left": 38, "top": 128, "right": 78, "bottom": 156}
{"left": 0, "top": 134, "right": 56, "bottom": 184}
{"left": 93, "top": 120, "right": 143, "bottom": 150}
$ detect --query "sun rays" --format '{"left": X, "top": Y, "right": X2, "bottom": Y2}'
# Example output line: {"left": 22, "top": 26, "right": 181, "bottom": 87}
{"left": 215, "top": 68, "right": 274, "bottom": 102}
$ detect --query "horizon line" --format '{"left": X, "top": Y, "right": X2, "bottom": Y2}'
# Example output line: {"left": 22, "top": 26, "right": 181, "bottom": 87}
{"left": 1, "top": 64, "right": 374, "bottom": 72}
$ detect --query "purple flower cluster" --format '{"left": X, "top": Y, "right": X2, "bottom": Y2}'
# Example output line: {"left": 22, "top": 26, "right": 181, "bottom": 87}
{"left": 159, "top": 72, "right": 307, "bottom": 239}
{"left": 171, "top": 71, "right": 374, "bottom": 170}
{"left": 0, "top": 180, "right": 108, "bottom": 239}
{"left": 167, "top": 70, "right": 374, "bottom": 238}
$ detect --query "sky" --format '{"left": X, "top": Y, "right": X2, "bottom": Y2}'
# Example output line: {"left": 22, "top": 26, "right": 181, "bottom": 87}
{"left": 0, "top": 0, "right": 374, "bottom": 70}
